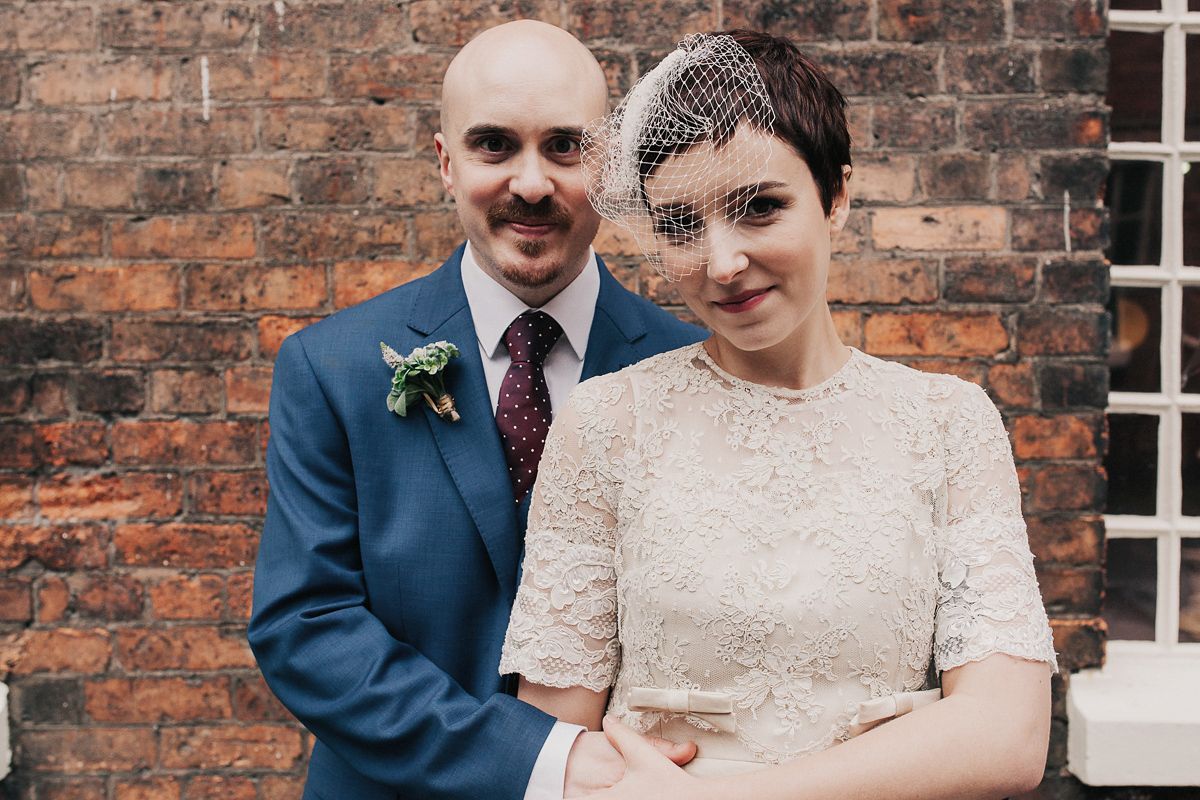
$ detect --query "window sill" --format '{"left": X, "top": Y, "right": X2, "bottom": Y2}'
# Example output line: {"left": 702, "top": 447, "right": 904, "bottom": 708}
{"left": 1066, "top": 651, "right": 1200, "bottom": 786}
{"left": 0, "top": 683, "right": 8, "bottom": 781}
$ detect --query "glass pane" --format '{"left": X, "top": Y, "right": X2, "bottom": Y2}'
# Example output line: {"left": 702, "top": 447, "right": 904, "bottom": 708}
{"left": 1110, "top": 0, "right": 1158, "bottom": 7}
{"left": 1109, "top": 30, "right": 1163, "bottom": 142}
{"left": 1189, "top": 36, "right": 1200, "bottom": 141}
{"left": 1105, "top": 537, "right": 1158, "bottom": 641}
{"left": 1186, "top": 164, "right": 1200, "bottom": 267}
{"left": 1109, "top": 286, "right": 1162, "bottom": 392}
{"left": 1184, "top": 414, "right": 1200, "bottom": 515}
{"left": 1105, "top": 413, "right": 1159, "bottom": 515}
{"left": 1192, "top": 0, "right": 1200, "bottom": 11}
{"left": 1185, "top": 286, "right": 1200, "bottom": 394}
{"left": 1105, "top": 162, "right": 1163, "bottom": 266}
{"left": 1181, "top": 539, "right": 1200, "bottom": 643}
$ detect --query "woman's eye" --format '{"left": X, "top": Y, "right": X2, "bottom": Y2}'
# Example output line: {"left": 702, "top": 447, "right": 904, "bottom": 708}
{"left": 745, "top": 197, "right": 781, "bottom": 217}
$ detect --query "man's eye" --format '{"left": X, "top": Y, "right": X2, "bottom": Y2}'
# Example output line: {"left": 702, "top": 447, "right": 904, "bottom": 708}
{"left": 549, "top": 137, "right": 579, "bottom": 155}
{"left": 480, "top": 136, "right": 508, "bottom": 153}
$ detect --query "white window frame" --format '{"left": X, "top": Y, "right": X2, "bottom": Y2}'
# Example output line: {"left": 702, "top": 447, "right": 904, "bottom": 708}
{"left": 1068, "top": 0, "right": 1200, "bottom": 787}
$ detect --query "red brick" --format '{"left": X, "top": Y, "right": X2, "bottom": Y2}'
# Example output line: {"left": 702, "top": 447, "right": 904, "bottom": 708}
{"left": 0, "top": 577, "right": 32, "bottom": 622}
{"left": 945, "top": 47, "right": 1036, "bottom": 94}
{"left": 918, "top": 153, "right": 990, "bottom": 200}
{"left": 0, "top": 317, "right": 104, "bottom": 365}
{"left": 39, "top": 472, "right": 183, "bottom": 520}
{"left": 262, "top": 106, "right": 412, "bottom": 152}
{"left": 31, "top": 265, "right": 180, "bottom": 312}
{"left": 111, "top": 214, "right": 255, "bottom": 259}
{"left": 722, "top": 0, "right": 870, "bottom": 41}
{"left": 373, "top": 158, "right": 446, "bottom": 206}
{"left": 870, "top": 102, "right": 955, "bottom": 149}
{"left": 1012, "top": 208, "right": 1105, "bottom": 252}
{"left": 227, "top": 573, "right": 253, "bottom": 620}
{"left": 0, "top": 523, "right": 106, "bottom": 570}
{"left": 160, "top": 724, "right": 304, "bottom": 769}
{"left": 413, "top": 210, "right": 464, "bottom": 263}
{"left": 329, "top": 54, "right": 452, "bottom": 102}
{"left": 1051, "top": 618, "right": 1104, "bottom": 671}
{"left": 76, "top": 370, "right": 146, "bottom": 414}
{"left": 10, "top": 628, "right": 112, "bottom": 674}
{"left": 827, "top": 258, "right": 937, "bottom": 304}
{"left": 150, "top": 369, "right": 224, "bottom": 414}
{"left": 35, "top": 421, "right": 108, "bottom": 466}
{"left": 261, "top": 776, "right": 305, "bottom": 800}
{"left": 111, "top": 319, "right": 255, "bottom": 363}
{"left": 139, "top": 165, "right": 216, "bottom": 211}
{"left": 22, "top": 728, "right": 155, "bottom": 771}
{"left": 14, "top": 5, "right": 98, "bottom": 51}
{"left": 0, "top": 423, "right": 37, "bottom": 468}
{"left": 593, "top": 219, "right": 642, "bottom": 258}
{"left": 872, "top": 207, "right": 1006, "bottom": 251}
{"left": 964, "top": 101, "right": 1106, "bottom": 150}
{"left": 218, "top": 160, "right": 291, "bottom": 208}
{"left": 987, "top": 361, "right": 1035, "bottom": 408}
{"left": 114, "top": 777, "right": 183, "bottom": 800}
{"left": 1027, "top": 516, "right": 1103, "bottom": 565}
{"left": 114, "top": 522, "right": 259, "bottom": 568}
{"left": 28, "top": 56, "right": 176, "bottom": 105}
{"left": 261, "top": 212, "right": 407, "bottom": 261}
{"left": 411, "top": 0, "right": 564, "bottom": 45}
{"left": 260, "top": 0, "right": 406, "bottom": 49}
{"left": 822, "top": 52, "right": 940, "bottom": 98}
{"left": 1018, "top": 310, "right": 1106, "bottom": 356}
{"left": 0, "top": 164, "right": 23, "bottom": 209}
{"left": 1011, "top": 414, "right": 1104, "bottom": 460}
{"left": 1014, "top": 0, "right": 1104, "bottom": 39}
{"left": 233, "top": 674, "right": 292, "bottom": 722}
{"left": 1041, "top": 46, "right": 1107, "bottom": 94}
{"left": 113, "top": 420, "right": 257, "bottom": 466}
{"left": 75, "top": 573, "right": 144, "bottom": 621}
{"left": 31, "top": 779, "right": 106, "bottom": 800}
{"left": 1041, "top": 259, "right": 1108, "bottom": 304}
{"left": 149, "top": 574, "right": 223, "bottom": 620}
{"left": 64, "top": 164, "right": 137, "bottom": 210}
{"left": 27, "top": 162, "right": 65, "bottom": 209}
{"left": 879, "top": 0, "right": 1002, "bottom": 41}
{"left": 0, "top": 112, "right": 98, "bottom": 159}
{"left": 86, "top": 676, "right": 232, "bottom": 722}
{"left": 944, "top": 256, "right": 1036, "bottom": 303}
{"left": 864, "top": 312, "right": 1009, "bottom": 357}
{"left": 186, "top": 264, "right": 326, "bottom": 311}
{"left": 117, "top": 625, "right": 256, "bottom": 670}
{"left": 333, "top": 261, "right": 434, "bottom": 309}
{"left": 849, "top": 155, "right": 916, "bottom": 203}
{"left": 831, "top": 311, "right": 863, "bottom": 349}
{"left": 294, "top": 157, "right": 370, "bottom": 205}
{"left": 99, "top": 4, "right": 253, "bottom": 49}
{"left": 225, "top": 366, "right": 272, "bottom": 414}
{"left": 12, "top": 213, "right": 105, "bottom": 258}
{"left": 106, "top": 109, "right": 256, "bottom": 156}
{"left": 0, "top": 263, "right": 25, "bottom": 311}
{"left": 997, "top": 156, "right": 1032, "bottom": 203}
{"left": 32, "top": 374, "right": 71, "bottom": 417}
{"left": 39, "top": 576, "right": 70, "bottom": 622}
{"left": 258, "top": 316, "right": 321, "bottom": 358}
{"left": 184, "top": 777, "right": 257, "bottom": 800}
{"left": 0, "top": 58, "right": 18, "bottom": 107}
{"left": 0, "top": 374, "right": 30, "bottom": 415}
{"left": 1030, "top": 464, "right": 1104, "bottom": 512}
{"left": 194, "top": 52, "right": 327, "bottom": 101}
{"left": 0, "top": 474, "right": 34, "bottom": 520}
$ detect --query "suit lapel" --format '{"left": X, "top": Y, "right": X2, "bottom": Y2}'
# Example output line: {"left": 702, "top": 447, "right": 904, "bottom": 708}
{"left": 581, "top": 257, "right": 649, "bottom": 381}
{"left": 408, "top": 249, "right": 522, "bottom": 594}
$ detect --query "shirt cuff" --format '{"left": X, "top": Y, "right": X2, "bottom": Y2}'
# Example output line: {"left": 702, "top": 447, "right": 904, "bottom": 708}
{"left": 523, "top": 720, "right": 586, "bottom": 800}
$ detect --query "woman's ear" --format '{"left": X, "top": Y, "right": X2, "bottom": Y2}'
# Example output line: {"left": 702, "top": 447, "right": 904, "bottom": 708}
{"left": 829, "top": 164, "right": 852, "bottom": 236}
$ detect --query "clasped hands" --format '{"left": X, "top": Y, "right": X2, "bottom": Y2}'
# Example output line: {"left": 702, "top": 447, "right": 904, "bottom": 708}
{"left": 564, "top": 715, "right": 704, "bottom": 799}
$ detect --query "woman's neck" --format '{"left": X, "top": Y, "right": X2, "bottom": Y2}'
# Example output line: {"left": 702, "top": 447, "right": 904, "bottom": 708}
{"left": 703, "top": 312, "right": 850, "bottom": 391}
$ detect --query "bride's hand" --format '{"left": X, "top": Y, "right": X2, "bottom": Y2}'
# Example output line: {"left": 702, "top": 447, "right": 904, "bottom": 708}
{"left": 588, "top": 715, "right": 705, "bottom": 799}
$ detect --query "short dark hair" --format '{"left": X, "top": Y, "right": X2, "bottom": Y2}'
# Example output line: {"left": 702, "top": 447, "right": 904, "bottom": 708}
{"left": 637, "top": 30, "right": 851, "bottom": 216}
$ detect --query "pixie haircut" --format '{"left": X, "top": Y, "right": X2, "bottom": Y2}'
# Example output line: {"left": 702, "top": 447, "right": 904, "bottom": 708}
{"left": 637, "top": 29, "right": 852, "bottom": 217}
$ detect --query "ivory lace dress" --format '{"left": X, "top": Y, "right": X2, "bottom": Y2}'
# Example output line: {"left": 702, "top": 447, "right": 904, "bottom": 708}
{"left": 499, "top": 344, "right": 1057, "bottom": 777}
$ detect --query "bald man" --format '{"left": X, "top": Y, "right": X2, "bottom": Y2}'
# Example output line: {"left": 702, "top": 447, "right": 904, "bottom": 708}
{"left": 248, "top": 21, "right": 703, "bottom": 800}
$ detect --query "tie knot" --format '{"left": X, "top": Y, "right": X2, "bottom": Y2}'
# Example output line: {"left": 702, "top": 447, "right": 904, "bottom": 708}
{"left": 504, "top": 310, "right": 562, "bottom": 366}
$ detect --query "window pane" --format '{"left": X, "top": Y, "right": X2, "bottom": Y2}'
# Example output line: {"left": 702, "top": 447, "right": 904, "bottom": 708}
{"left": 1106, "top": 162, "right": 1163, "bottom": 266}
{"left": 1109, "top": 286, "right": 1162, "bottom": 392}
{"left": 1186, "top": 165, "right": 1200, "bottom": 267}
{"left": 1184, "top": 414, "right": 1200, "bottom": 516}
{"left": 1182, "top": 539, "right": 1200, "bottom": 643}
{"left": 1184, "top": 286, "right": 1200, "bottom": 394}
{"left": 1109, "top": 30, "right": 1163, "bottom": 142}
{"left": 1105, "top": 413, "right": 1159, "bottom": 515}
{"left": 1189, "top": 36, "right": 1200, "bottom": 141}
{"left": 1110, "top": 0, "right": 1159, "bottom": 8}
{"left": 1105, "top": 537, "right": 1158, "bottom": 640}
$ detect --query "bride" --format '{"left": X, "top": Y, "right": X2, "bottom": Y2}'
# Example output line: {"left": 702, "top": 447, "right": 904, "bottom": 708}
{"left": 500, "top": 30, "right": 1057, "bottom": 799}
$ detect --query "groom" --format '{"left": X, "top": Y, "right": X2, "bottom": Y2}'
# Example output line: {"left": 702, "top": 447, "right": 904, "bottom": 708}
{"left": 248, "top": 20, "right": 703, "bottom": 800}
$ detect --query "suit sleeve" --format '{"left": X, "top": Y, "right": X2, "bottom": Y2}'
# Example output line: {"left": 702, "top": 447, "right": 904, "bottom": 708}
{"left": 248, "top": 333, "right": 555, "bottom": 799}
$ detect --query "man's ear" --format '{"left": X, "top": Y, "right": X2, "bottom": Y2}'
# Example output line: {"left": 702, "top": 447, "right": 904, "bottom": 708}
{"left": 829, "top": 164, "right": 851, "bottom": 237}
{"left": 433, "top": 132, "right": 455, "bottom": 196}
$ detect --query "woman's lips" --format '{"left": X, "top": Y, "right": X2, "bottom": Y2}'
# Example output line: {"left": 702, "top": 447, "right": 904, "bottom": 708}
{"left": 714, "top": 288, "right": 770, "bottom": 313}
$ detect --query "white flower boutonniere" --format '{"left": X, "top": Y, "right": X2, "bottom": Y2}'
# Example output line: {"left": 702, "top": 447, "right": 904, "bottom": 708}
{"left": 381, "top": 340, "right": 461, "bottom": 422}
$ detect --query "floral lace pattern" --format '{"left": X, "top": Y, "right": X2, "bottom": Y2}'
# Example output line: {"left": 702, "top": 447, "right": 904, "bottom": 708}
{"left": 500, "top": 344, "right": 1056, "bottom": 766}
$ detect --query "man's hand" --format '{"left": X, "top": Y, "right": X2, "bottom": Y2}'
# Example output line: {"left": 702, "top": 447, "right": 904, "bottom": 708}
{"left": 563, "top": 728, "right": 696, "bottom": 798}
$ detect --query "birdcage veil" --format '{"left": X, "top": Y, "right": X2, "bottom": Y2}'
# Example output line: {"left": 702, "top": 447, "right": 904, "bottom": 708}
{"left": 582, "top": 33, "right": 775, "bottom": 281}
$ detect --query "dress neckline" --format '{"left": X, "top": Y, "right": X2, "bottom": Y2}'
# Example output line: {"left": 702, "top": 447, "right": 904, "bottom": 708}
{"left": 690, "top": 342, "right": 863, "bottom": 402}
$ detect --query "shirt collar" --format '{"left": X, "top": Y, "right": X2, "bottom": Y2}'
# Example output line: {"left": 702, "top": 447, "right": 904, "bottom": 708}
{"left": 460, "top": 241, "right": 599, "bottom": 361}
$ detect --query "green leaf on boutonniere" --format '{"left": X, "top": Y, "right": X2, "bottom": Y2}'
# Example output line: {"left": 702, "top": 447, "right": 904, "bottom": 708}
{"left": 381, "top": 341, "right": 461, "bottom": 421}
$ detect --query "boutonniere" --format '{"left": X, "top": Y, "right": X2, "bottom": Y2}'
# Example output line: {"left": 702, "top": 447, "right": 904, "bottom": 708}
{"left": 381, "top": 340, "right": 461, "bottom": 422}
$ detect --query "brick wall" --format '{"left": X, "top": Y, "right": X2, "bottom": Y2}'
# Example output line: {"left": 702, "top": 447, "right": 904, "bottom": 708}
{"left": 0, "top": 1, "right": 1113, "bottom": 798}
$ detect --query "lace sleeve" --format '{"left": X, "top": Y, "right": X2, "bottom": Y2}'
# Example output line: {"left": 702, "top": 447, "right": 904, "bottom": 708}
{"left": 933, "top": 381, "right": 1058, "bottom": 673}
{"left": 498, "top": 377, "right": 630, "bottom": 691}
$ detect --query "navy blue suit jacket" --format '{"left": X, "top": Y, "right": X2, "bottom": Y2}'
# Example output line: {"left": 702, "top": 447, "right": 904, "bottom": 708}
{"left": 248, "top": 245, "right": 704, "bottom": 800}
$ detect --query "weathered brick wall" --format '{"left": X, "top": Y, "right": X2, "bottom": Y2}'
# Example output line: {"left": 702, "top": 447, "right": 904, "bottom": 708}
{"left": 0, "top": 1, "right": 1113, "bottom": 798}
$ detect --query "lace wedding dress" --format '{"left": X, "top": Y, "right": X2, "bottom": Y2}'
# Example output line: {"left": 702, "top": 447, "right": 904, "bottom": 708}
{"left": 500, "top": 344, "right": 1057, "bottom": 776}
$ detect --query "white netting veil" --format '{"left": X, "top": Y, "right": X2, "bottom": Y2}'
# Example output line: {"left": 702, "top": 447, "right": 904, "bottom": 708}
{"left": 582, "top": 34, "right": 775, "bottom": 281}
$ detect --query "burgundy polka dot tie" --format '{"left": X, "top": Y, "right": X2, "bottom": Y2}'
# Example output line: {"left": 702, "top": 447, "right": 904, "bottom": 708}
{"left": 496, "top": 310, "right": 563, "bottom": 502}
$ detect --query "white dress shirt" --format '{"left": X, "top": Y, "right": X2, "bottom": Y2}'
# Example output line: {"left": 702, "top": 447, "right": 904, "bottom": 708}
{"left": 460, "top": 242, "right": 591, "bottom": 800}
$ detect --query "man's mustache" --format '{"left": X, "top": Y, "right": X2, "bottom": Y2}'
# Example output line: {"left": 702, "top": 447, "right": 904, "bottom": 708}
{"left": 486, "top": 197, "right": 573, "bottom": 229}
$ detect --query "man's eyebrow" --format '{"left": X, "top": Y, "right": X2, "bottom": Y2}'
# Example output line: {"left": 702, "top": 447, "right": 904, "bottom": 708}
{"left": 548, "top": 126, "right": 585, "bottom": 139}
{"left": 462, "top": 124, "right": 513, "bottom": 141}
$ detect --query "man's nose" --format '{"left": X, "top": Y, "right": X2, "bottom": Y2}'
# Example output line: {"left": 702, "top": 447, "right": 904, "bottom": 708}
{"left": 508, "top": 152, "right": 554, "bottom": 204}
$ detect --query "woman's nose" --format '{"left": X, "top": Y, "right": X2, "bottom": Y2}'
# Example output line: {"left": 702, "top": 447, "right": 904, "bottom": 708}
{"left": 705, "top": 229, "right": 749, "bottom": 284}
